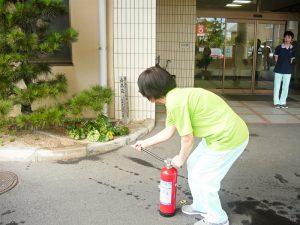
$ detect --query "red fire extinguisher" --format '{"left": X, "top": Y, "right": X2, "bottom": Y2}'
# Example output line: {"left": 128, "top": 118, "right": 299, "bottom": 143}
{"left": 141, "top": 148, "right": 178, "bottom": 217}
{"left": 159, "top": 160, "right": 177, "bottom": 217}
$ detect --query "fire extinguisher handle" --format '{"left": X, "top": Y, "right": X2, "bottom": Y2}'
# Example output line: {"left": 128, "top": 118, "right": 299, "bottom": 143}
{"left": 164, "top": 158, "right": 173, "bottom": 169}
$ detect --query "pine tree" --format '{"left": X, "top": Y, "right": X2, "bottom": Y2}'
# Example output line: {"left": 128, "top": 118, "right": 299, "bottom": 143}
{"left": 0, "top": 0, "right": 77, "bottom": 116}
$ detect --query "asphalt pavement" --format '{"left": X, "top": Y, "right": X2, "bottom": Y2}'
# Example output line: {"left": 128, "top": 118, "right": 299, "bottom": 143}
{"left": 0, "top": 122, "right": 300, "bottom": 225}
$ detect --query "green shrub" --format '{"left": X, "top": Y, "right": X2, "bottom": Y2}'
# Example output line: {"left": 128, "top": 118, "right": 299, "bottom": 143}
{"left": 11, "top": 85, "right": 113, "bottom": 131}
{"left": 112, "top": 126, "right": 129, "bottom": 136}
{"left": 15, "top": 106, "right": 65, "bottom": 129}
{"left": 67, "top": 115, "right": 129, "bottom": 142}
{"left": 0, "top": 99, "right": 13, "bottom": 117}
{"left": 68, "top": 86, "right": 112, "bottom": 117}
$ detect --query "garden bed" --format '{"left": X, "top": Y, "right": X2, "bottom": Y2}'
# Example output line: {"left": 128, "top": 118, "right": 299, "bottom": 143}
{"left": 0, "top": 120, "right": 145, "bottom": 150}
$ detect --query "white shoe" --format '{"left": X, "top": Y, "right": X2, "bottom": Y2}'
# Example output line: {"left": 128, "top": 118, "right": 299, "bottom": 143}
{"left": 182, "top": 205, "right": 206, "bottom": 216}
{"left": 194, "top": 218, "right": 229, "bottom": 225}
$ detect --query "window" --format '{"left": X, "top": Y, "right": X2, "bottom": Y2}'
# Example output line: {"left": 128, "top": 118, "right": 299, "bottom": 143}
{"left": 47, "top": 0, "right": 72, "bottom": 65}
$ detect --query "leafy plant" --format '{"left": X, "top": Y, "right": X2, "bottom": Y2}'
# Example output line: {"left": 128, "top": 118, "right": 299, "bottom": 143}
{"left": 67, "top": 125, "right": 85, "bottom": 140}
{"left": 112, "top": 126, "right": 129, "bottom": 136}
{"left": 67, "top": 115, "right": 129, "bottom": 143}
{"left": 87, "top": 129, "right": 100, "bottom": 142}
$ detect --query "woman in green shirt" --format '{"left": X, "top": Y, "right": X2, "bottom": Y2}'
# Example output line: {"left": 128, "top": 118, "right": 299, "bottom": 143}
{"left": 133, "top": 66, "right": 249, "bottom": 225}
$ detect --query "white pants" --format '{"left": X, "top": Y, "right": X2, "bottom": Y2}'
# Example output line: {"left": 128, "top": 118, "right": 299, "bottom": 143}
{"left": 273, "top": 73, "right": 291, "bottom": 105}
{"left": 187, "top": 138, "right": 249, "bottom": 223}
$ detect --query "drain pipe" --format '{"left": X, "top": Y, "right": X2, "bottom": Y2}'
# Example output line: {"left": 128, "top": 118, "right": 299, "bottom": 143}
{"left": 99, "top": 0, "right": 108, "bottom": 114}
{"left": 256, "top": 0, "right": 261, "bottom": 13}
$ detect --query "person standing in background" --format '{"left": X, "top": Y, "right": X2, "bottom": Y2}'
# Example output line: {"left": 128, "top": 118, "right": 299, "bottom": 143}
{"left": 255, "top": 39, "right": 263, "bottom": 86}
{"left": 273, "top": 31, "right": 296, "bottom": 109}
{"left": 262, "top": 42, "right": 271, "bottom": 71}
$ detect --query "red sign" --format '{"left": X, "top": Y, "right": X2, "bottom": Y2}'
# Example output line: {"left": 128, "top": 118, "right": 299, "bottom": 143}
{"left": 195, "top": 24, "right": 206, "bottom": 37}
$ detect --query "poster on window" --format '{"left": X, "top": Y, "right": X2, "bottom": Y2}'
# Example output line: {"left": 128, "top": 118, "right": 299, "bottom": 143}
{"left": 195, "top": 24, "right": 206, "bottom": 37}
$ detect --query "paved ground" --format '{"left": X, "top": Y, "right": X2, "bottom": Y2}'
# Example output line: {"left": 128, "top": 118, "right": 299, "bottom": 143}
{"left": 1, "top": 121, "right": 300, "bottom": 225}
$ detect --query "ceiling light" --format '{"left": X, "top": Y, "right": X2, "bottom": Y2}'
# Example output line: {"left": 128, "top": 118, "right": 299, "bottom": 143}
{"left": 233, "top": 0, "right": 252, "bottom": 3}
{"left": 226, "top": 3, "right": 242, "bottom": 7}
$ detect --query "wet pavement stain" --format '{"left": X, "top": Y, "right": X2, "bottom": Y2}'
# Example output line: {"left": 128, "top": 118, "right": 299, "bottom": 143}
{"left": 277, "top": 210, "right": 288, "bottom": 215}
{"left": 126, "top": 157, "right": 159, "bottom": 170}
{"left": 5, "top": 221, "right": 25, "bottom": 225}
{"left": 261, "top": 199, "right": 269, "bottom": 204}
{"left": 145, "top": 204, "right": 151, "bottom": 210}
{"left": 6, "top": 222, "right": 18, "bottom": 225}
{"left": 126, "top": 157, "right": 188, "bottom": 180}
{"left": 113, "top": 166, "right": 139, "bottom": 176}
{"left": 178, "top": 174, "right": 188, "bottom": 180}
{"left": 271, "top": 201, "right": 286, "bottom": 207}
{"left": 227, "top": 200, "right": 299, "bottom": 225}
{"left": 182, "top": 190, "right": 193, "bottom": 200}
{"left": 241, "top": 219, "right": 251, "bottom": 225}
{"left": 57, "top": 155, "right": 101, "bottom": 164}
{"left": 274, "top": 174, "right": 288, "bottom": 183}
{"left": 89, "top": 178, "right": 146, "bottom": 202}
{"left": 221, "top": 188, "right": 241, "bottom": 197}
{"left": 25, "top": 161, "right": 32, "bottom": 170}
{"left": 1, "top": 210, "right": 15, "bottom": 216}
{"left": 294, "top": 173, "right": 300, "bottom": 177}
{"left": 249, "top": 133, "right": 259, "bottom": 137}
{"left": 297, "top": 195, "right": 300, "bottom": 200}
{"left": 89, "top": 177, "right": 119, "bottom": 191}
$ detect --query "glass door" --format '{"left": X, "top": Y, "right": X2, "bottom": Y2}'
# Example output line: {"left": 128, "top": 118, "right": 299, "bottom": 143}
{"left": 223, "top": 20, "right": 255, "bottom": 92}
{"left": 194, "top": 17, "right": 225, "bottom": 89}
{"left": 255, "top": 21, "right": 285, "bottom": 91}
{"left": 194, "top": 18, "right": 288, "bottom": 93}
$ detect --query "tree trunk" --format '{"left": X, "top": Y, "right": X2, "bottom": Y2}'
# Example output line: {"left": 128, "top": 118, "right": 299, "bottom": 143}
{"left": 21, "top": 104, "right": 32, "bottom": 114}
{"left": 21, "top": 77, "right": 33, "bottom": 114}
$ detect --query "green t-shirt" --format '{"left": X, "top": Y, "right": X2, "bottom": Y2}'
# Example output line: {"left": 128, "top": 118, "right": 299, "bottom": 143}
{"left": 165, "top": 88, "right": 249, "bottom": 151}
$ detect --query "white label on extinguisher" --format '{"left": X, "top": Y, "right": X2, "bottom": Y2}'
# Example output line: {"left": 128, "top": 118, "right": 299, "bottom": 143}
{"left": 160, "top": 180, "right": 172, "bottom": 205}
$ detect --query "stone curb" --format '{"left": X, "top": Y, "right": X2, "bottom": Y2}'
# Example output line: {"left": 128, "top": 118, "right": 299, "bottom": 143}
{"left": 0, "top": 119, "right": 155, "bottom": 162}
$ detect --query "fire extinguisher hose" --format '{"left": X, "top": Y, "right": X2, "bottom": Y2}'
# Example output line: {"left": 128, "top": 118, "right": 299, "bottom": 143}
{"left": 141, "top": 148, "right": 165, "bottom": 163}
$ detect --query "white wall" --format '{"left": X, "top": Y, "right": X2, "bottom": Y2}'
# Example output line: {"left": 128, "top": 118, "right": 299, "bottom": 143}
{"left": 156, "top": 0, "right": 196, "bottom": 87}
{"left": 113, "top": 0, "right": 156, "bottom": 121}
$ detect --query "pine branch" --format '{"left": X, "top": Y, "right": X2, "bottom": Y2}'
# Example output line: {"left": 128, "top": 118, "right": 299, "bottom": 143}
{"left": 13, "top": 73, "right": 68, "bottom": 105}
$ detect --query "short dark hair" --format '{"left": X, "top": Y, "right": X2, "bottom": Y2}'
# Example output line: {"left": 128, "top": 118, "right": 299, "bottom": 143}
{"left": 284, "top": 31, "right": 294, "bottom": 39}
{"left": 138, "top": 66, "right": 176, "bottom": 100}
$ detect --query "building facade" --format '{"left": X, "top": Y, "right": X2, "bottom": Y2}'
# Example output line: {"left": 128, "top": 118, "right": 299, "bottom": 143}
{"left": 53, "top": 0, "right": 300, "bottom": 121}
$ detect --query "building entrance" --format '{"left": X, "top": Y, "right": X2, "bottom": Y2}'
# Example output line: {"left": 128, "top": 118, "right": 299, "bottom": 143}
{"left": 194, "top": 18, "right": 291, "bottom": 94}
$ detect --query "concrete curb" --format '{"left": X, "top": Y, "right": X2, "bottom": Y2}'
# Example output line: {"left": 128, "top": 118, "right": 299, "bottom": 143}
{"left": 0, "top": 119, "right": 155, "bottom": 162}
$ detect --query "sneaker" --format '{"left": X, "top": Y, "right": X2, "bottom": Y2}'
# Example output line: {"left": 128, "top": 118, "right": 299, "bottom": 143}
{"left": 194, "top": 218, "right": 229, "bottom": 225}
{"left": 182, "top": 205, "right": 206, "bottom": 216}
{"left": 281, "top": 104, "right": 288, "bottom": 109}
{"left": 274, "top": 104, "right": 281, "bottom": 109}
